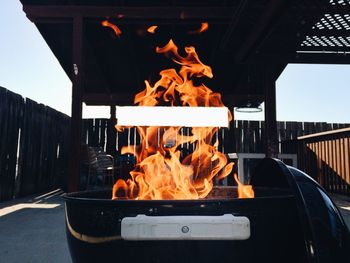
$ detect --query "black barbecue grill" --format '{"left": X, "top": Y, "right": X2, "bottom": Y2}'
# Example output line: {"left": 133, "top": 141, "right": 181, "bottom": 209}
{"left": 64, "top": 158, "right": 350, "bottom": 263}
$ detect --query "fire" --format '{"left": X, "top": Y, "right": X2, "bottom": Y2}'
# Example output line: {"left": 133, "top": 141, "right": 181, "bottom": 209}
{"left": 112, "top": 39, "right": 254, "bottom": 200}
{"left": 234, "top": 174, "right": 254, "bottom": 198}
{"left": 147, "top": 25, "right": 158, "bottom": 34}
{"left": 189, "top": 22, "right": 209, "bottom": 34}
{"left": 101, "top": 20, "right": 122, "bottom": 37}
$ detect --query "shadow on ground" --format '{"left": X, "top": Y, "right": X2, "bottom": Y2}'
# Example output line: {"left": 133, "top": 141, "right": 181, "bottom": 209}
{"left": 0, "top": 189, "right": 71, "bottom": 263}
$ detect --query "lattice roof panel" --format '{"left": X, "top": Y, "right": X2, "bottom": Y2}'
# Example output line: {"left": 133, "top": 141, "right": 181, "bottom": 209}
{"left": 299, "top": 12, "right": 350, "bottom": 52}
{"left": 330, "top": 0, "right": 350, "bottom": 6}
{"left": 314, "top": 14, "right": 350, "bottom": 30}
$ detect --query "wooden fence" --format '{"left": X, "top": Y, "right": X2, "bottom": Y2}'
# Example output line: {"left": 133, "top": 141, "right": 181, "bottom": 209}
{"left": 234, "top": 120, "right": 350, "bottom": 153}
{"left": 283, "top": 128, "right": 350, "bottom": 196}
{"left": 0, "top": 87, "right": 70, "bottom": 201}
{"left": 2, "top": 90, "right": 350, "bottom": 201}
{"left": 82, "top": 118, "right": 350, "bottom": 154}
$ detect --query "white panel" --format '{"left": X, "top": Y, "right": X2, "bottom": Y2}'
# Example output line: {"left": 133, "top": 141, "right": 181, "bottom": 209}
{"left": 116, "top": 106, "right": 229, "bottom": 127}
{"left": 121, "top": 214, "right": 250, "bottom": 241}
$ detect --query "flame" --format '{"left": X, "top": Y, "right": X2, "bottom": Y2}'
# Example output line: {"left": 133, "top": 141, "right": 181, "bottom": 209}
{"left": 147, "top": 25, "right": 158, "bottom": 34}
{"left": 189, "top": 22, "right": 209, "bottom": 34}
{"left": 234, "top": 174, "right": 254, "bottom": 198}
{"left": 112, "top": 39, "right": 254, "bottom": 200}
{"left": 101, "top": 20, "right": 122, "bottom": 37}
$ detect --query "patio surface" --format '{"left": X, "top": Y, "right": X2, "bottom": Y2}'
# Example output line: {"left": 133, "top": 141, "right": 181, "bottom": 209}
{"left": 0, "top": 190, "right": 349, "bottom": 263}
{"left": 0, "top": 189, "right": 71, "bottom": 263}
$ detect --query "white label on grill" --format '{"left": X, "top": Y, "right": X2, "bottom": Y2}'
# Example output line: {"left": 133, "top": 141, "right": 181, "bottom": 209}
{"left": 121, "top": 214, "right": 250, "bottom": 241}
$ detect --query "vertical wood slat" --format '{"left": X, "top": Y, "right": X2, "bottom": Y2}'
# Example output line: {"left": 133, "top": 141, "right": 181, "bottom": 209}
{"left": 320, "top": 140, "right": 326, "bottom": 189}
{"left": 278, "top": 121, "right": 286, "bottom": 142}
{"left": 344, "top": 136, "right": 349, "bottom": 195}
{"left": 292, "top": 128, "right": 350, "bottom": 197}
{"left": 339, "top": 137, "right": 345, "bottom": 194}
{"left": 0, "top": 86, "right": 70, "bottom": 200}
{"left": 0, "top": 88, "right": 24, "bottom": 200}
{"left": 86, "top": 119, "right": 94, "bottom": 145}
{"left": 331, "top": 138, "right": 336, "bottom": 193}
{"left": 346, "top": 137, "right": 350, "bottom": 195}
{"left": 247, "top": 121, "right": 254, "bottom": 153}
{"left": 315, "top": 141, "right": 321, "bottom": 185}
{"left": 236, "top": 120, "right": 243, "bottom": 153}
{"left": 341, "top": 136, "right": 347, "bottom": 194}
{"left": 335, "top": 138, "right": 340, "bottom": 193}
{"left": 242, "top": 120, "right": 249, "bottom": 153}
{"left": 250, "top": 121, "right": 259, "bottom": 153}
{"left": 324, "top": 139, "right": 330, "bottom": 192}
{"left": 329, "top": 139, "right": 335, "bottom": 193}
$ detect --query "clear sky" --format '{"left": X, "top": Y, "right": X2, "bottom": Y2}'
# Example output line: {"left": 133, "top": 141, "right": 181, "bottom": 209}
{"left": 1, "top": 1, "right": 350, "bottom": 123}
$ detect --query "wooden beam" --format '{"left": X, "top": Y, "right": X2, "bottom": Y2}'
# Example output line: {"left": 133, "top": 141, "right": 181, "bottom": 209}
{"left": 270, "top": 30, "right": 350, "bottom": 42}
{"left": 23, "top": 5, "right": 235, "bottom": 21}
{"left": 299, "top": 29, "right": 350, "bottom": 38}
{"left": 219, "top": 0, "right": 249, "bottom": 50}
{"left": 292, "top": 5, "right": 350, "bottom": 16}
{"left": 298, "top": 46, "right": 350, "bottom": 53}
{"left": 291, "top": 52, "right": 350, "bottom": 64}
{"left": 83, "top": 92, "right": 134, "bottom": 105}
{"left": 82, "top": 92, "right": 265, "bottom": 106}
{"left": 264, "top": 66, "right": 278, "bottom": 158}
{"left": 234, "top": 0, "right": 288, "bottom": 63}
{"left": 253, "top": 52, "right": 350, "bottom": 64}
{"left": 298, "top": 127, "right": 350, "bottom": 141}
{"left": 68, "top": 16, "right": 84, "bottom": 192}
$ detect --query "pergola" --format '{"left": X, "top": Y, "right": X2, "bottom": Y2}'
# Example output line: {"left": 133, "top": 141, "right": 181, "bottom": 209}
{"left": 20, "top": 0, "right": 350, "bottom": 191}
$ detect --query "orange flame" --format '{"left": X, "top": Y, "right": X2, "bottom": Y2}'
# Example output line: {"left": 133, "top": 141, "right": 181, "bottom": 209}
{"left": 234, "top": 174, "right": 254, "bottom": 198}
{"left": 147, "top": 25, "right": 158, "bottom": 34}
{"left": 189, "top": 22, "right": 209, "bottom": 34}
{"left": 112, "top": 39, "right": 253, "bottom": 200}
{"left": 101, "top": 20, "right": 122, "bottom": 37}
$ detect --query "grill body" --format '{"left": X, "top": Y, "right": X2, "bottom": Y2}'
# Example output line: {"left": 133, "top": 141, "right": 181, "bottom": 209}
{"left": 64, "top": 158, "right": 350, "bottom": 263}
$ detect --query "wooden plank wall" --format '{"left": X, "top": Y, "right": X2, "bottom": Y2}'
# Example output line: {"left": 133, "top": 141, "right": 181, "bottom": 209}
{"left": 83, "top": 118, "right": 350, "bottom": 155}
{"left": 293, "top": 129, "right": 350, "bottom": 196}
{"left": 0, "top": 88, "right": 23, "bottom": 201}
{"left": 82, "top": 119, "right": 108, "bottom": 149}
{"left": 0, "top": 87, "right": 70, "bottom": 201}
{"left": 234, "top": 120, "right": 350, "bottom": 154}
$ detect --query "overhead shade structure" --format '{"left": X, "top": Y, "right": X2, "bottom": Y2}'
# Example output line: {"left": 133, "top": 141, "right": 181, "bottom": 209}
{"left": 19, "top": 0, "right": 350, "bottom": 191}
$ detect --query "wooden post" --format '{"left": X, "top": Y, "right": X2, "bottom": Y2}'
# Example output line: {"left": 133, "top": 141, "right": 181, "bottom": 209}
{"left": 264, "top": 67, "right": 279, "bottom": 158}
{"left": 68, "top": 16, "right": 84, "bottom": 192}
{"left": 227, "top": 105, "right": 236, "bottom": 154}
{"left": 107, "top": 105, "right": 117, "bottom": 157}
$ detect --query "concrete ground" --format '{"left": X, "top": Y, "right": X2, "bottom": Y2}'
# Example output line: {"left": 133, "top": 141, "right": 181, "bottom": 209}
{"left": 0, "top": 189, "right": 71, "bottom": 263}
{"left": 0, "top": 190, "right": 349, "bottom": 263}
